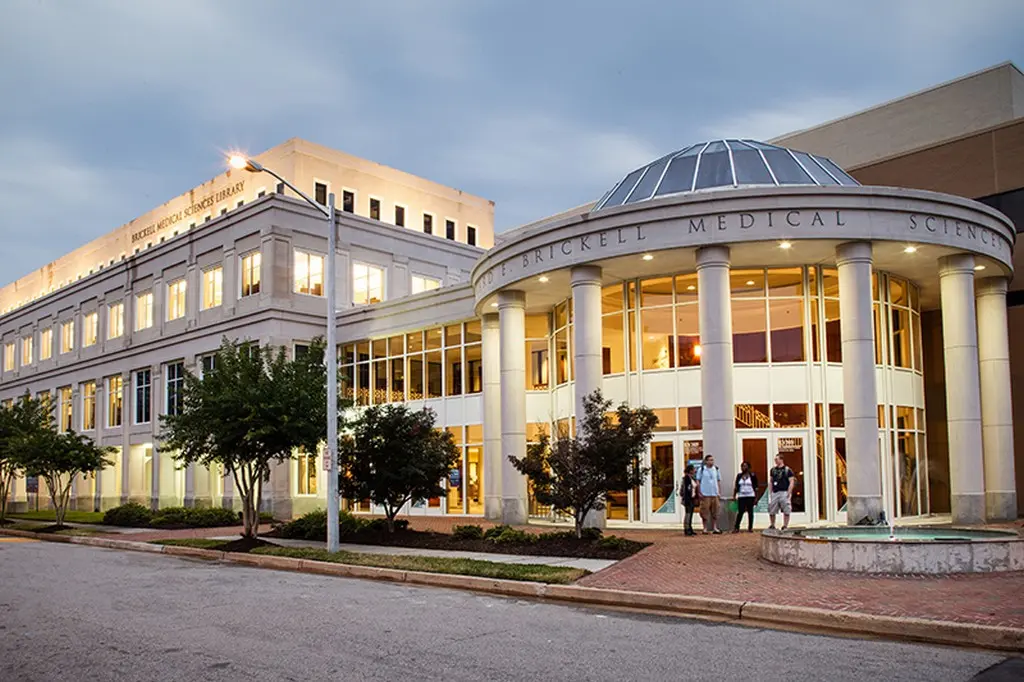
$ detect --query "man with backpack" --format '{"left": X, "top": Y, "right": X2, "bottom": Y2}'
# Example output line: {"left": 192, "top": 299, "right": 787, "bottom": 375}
{"left": 769, "top": 454, "right": 796, "bottom": 530}
{"left": 696, "top": 454, "right": 722, "bottom": 534}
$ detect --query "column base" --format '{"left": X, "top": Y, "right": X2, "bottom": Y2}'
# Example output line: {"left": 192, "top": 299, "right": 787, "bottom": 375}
{"left": 985, "top": 491, "right": 1017, "bottom": 521}
{"left": 500, "top": 498, "right": 528, "bottom": 525}
{"left": 157, "top": 496, "right": 181, "bottom": 511}
{"left": 952, "top": 493, "right": 986, "bottom": 525}
{"left": 846, "top": 495, "right": 884, "bottom": 526}
{"left": 583, "top": 507, "right": 606, "bottom": 530}
{"left": 99, "top": 495, "right": 122, "bottom": 512}
{"left": 484, "top": 497, "right": 503, "bottom": 521}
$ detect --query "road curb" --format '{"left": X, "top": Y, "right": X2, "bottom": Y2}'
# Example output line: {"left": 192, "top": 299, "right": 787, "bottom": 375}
{"left": 4, "top": 527, "right": 1022, "bottom": 652}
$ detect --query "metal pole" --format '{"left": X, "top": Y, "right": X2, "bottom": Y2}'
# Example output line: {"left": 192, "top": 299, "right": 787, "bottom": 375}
{"left": 326, "top": 192, "right": 339, "bottom": 553}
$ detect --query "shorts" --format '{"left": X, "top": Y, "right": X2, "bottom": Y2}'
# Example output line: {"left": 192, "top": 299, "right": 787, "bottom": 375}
{"left": 700, "top": 496, "right": 720, "bottom": 521}
{"left": 769, "top": 491, "right": 792, "bottom": 515}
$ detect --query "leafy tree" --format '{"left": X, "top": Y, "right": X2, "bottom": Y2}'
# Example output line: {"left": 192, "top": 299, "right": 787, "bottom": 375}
{"left": 19, "top": 427, "right": 113, "bottom": 528}
{"left": 160, "top": 337, "right": 337, "bottom": 539}
{"left": 0, "top": 393, "right": 52, "bottom": 523}
{"left": 338, "top": 404, "right": 460, "bottom": 533}
{"left": 510, "top": 390, "right": 657, "bottom": 538}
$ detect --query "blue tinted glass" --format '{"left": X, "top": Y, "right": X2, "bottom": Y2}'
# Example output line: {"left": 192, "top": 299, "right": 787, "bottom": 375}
{"left": 678, "top": 144, "right": 702, "bottom": 156}
{"left": 655, "top": 155, "right": 698, "bottom": 195}
{"left": 741, "top": 140, "right": 777, "bottom": 151}
{"left": 814, "top": 156, "right": 859, "bottom": 185}
{"left": 704, "top": 141, "right": 727, "bottom": 154}
{"left": 732, "top": 149, "right": 775, "bottom": 185}
{"left": 763, "top": 149, "right": 813, "bottom": 184}
{"left": 694, "top": 151, "right": 733, "bottom": 190}
{"left": 603, "top": 167, "right": 646, "bottom": 207}
{"left": 793, "top": 152, "right": 838, "bottom": 185}
{"left": 625, "top": 154, "right": 673, "bottom": 203}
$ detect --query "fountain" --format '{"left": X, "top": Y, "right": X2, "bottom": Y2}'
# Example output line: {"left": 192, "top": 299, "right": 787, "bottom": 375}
{"left": 760, "top": 524, "right": 1023, "bottom": 574}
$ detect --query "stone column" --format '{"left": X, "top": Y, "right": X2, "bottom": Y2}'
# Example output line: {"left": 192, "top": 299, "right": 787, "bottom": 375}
{"left": 836, "top": 242, "right": 883, "bottom": 524}
{"left": 481, "top": 312, "right": 503, "bottom": 520}
{"left": 150, "top": 444, "right": 161, "bottom": 511}
{"left": 939, "top": 254, "right": 986, "bottom": 523}
{"left": 498, "top": 290, "right": 528, "bottom": 525}
{"left": 976, "top": 277, "right": 1017, "bottom": 520}
{"left": 183, "top": 463, "right": 197, "bottom": 508}
{"left": 572, "top": 265, "right": 605, "bottom": 529}
{"left": 696, "top": 246, "right": 736, "bottom": 518}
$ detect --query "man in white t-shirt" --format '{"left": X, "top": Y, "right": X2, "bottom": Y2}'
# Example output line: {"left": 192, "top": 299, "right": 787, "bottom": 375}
{"left": 696, "top": 454, "right": 722, "bottom": 534}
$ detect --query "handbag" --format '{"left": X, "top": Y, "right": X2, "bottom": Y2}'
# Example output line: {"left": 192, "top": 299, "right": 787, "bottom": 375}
{"left": 727, "top": 499, "right": 739, "bottom": 513}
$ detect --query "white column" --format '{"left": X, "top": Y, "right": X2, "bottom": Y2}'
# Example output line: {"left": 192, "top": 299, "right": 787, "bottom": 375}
{"left": 836, "top": 242, "right": 883, "bottom": 524}
{"left": 976, "top": 277, "right": 1017, "bottom": 520}
{"left": 939, "top": 255, "right": 986, "bottom": 523}
{"left": 183, "top": 463, "right": 197, "bottom": 508}
{"left": 572, "top": 265, "right": 606, "bottom": 529}
{"left": 498, "top": 289, "right": 528, "bottom": 525}
{"left": 696, "top": 246, "right": 736, "bottom": 512}
{"left": 482, "top": 312, "right": 503, "bottom": 520}
{"left": 150, "top": 445, "right": 160, "bottom": 511}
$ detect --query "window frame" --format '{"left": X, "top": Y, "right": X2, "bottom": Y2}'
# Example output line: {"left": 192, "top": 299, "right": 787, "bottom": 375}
{"left": 107, "top": 302, "right": 124, "bottom": 339}
{"left": 411, "top": 274, "right": 441, "bottom": 295}
{"left": 368, "top": 196, "right": 382, "bottom": 221}
{"left": 240, "top": 250, "right": 262, "bottom": 298}
{"left": 134, "top": 368, "right": 152, "bottom": 425}
{"left": 313, "top": 178, "right": 330, "bottom": 207}
{"left": 83, "top": 311, "right": 99, "bottom": 347}
{"left": 444, "top": 217, "right": 457, "bottom": 241}
{"left": 352, "top": 262, "right": 386, "bottom": 306}
{"left": 293, "top": 248, "right": 325, "bottom": 297}
{"left": 394, "top": 203, "right": 406, "bottom": 227}
{"left": 135, "top": 291, "right": 154, "bottom": 331}
{"left": 202, "top": 266, "right": 224, "bottom": 310}
{"left": 167, "top": 278, "right": 187, "bottom": 321}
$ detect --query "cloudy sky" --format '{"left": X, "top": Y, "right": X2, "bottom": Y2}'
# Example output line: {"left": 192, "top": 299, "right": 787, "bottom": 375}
{"left": 1, "top": 0, "right": 1023, "bottom": 285}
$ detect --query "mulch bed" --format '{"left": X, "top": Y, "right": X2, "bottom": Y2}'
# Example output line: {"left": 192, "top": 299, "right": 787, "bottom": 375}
{"left": 216, "top": 537, "right": 274, "bottom": 553}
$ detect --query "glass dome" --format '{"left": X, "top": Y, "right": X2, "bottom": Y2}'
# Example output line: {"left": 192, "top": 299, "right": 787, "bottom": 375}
{"left": 593, "top": 139, "right": 859, "bottom": 212}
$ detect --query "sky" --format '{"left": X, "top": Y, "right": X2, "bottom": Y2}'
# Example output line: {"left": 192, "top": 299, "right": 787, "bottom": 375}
{"left": 1, "top": 0, "right": 1023, "bottom": 286}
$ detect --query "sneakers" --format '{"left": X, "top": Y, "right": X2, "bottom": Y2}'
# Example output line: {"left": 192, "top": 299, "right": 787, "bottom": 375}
{"left": 712, "top": 529, "right": 722, "bottom": 535}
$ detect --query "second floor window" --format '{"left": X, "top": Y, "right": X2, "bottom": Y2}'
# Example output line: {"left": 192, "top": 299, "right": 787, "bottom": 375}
{"left": 166, "top": 361, "right": 185, "bottom": 416}
{"left": 353, "top": 263, "right": 384, "bottom": 305}
{"left": 82, "top": 381, "right": 96, "bottom": 431}
{"left": 108, "top": 302, "right": 124, "bottom": 339}
{"left": 315, "top": 182, "right": 328, "bottom": 206}
{"left": 446, "top": 220, "right": 456, "bottom": 241}
{"left": 167, "top": 279, "right": 186, "bottom": 320}
{"left": 423, "top": 213, "right": 433, "bottom": 235}
{"left": 203, "top": 267, "right": 223, "bottom": 309}
{"left": 395, "top": 205, "right": 405, "bottom": 227}
{"left": 21, "top": 335, "right": 33, "bottom": 365}
{"left": 59, "top": 386, "right": 73, "bottom": 432}
{"left": 411, "top": 275, "right": 441, "bottom": 295}
{"left": 297, "top": 450, "right": 317, "bottom": 495}
{"left": 135, "top": 292, "right": 154, "bottom": 331}
{"left": 294, "top": 250, "right": 325, "bottom": 296}
{"left": 3, "top": 343, "right": 14, "bottom": 371}
{"left": 61, "top": 320, "right": 74, "bottom": 353}
{"left": 107, "top": 375, "right": 123, "bottom": 428}
{"left": 467, "top": 225, "right": 477, "bottom": 246}
{"left": 83, "top": 312, "right": 98, "bottom": 346}
{"left": 134, "top": 369, "right": 151, "bottom": 424}
{"left": 241, "top": 252, "right": 261, "bottom": 297}
{"left": 370, "top": 198, "right": 381, "bottom": 220}
{"left": 342, "top": 190, "right": 354, "bottom": 213}
{"left": 40, "top": 328, "right": 52, "bottom": 360}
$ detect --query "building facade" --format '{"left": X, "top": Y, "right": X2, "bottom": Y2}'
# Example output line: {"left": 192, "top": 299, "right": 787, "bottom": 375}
{"left": 2, "top": 66, "right": 1021, "bottom": 527}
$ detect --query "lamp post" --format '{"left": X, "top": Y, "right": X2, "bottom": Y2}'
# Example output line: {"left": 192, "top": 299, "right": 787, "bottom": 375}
{"left": 229, "top": 155, "right": 340, "bottom": 553}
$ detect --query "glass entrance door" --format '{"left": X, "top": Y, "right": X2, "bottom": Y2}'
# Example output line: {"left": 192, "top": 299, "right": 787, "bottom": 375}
{"left": 832, "top": 433, "right": 847, "bottom": 522}
{"left": 648, "top": 440, "right": 679, "bottom": 522}
{"left": 739, "top": 436, "right": 771, "bottom": 516}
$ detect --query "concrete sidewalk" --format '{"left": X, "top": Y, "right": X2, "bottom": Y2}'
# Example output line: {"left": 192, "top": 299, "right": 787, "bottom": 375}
{"left": 210, "top": 536, "right": 616, "bottom": 572}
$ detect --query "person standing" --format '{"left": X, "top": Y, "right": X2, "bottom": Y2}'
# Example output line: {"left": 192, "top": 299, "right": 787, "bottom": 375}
{"left": 679, "top": 464, "right": 696, "bottom": 536}
{"left": 768, "top": 454, "right": 795, "bottom": 530}
{"left": 733, "top": 461, "right": 758, "bottom": 533}
{"left": 696, "top": 455, "right": 722, "bottom": 534}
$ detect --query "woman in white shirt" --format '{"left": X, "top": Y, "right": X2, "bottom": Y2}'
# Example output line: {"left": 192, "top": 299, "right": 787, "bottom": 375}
{"left": 733, "top": 461, "right": 759, "bottom": 533}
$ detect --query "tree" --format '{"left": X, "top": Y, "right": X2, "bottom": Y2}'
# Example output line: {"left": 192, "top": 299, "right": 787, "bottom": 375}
{"left": 338, "top": 404, "right": 460, "bottom": 533}
{"left": 0, "top": 393, "right": 52, "bottom": 523}
{"left": 510, "top": 390, "right": 658, "bottom": 538}
{"left": 19, "top": 427, "right": 113, "bottom": 529}
{"left": 160, "top": 337, "right": 337, "bottom": 539}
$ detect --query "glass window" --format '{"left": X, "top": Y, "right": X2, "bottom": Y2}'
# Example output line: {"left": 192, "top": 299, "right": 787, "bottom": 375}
{"left": 732, "top": 299, "right": 767, "bottom": 363}
{"left": 294, "top": 250, "right": 324, "bottom": 296}
{"left": 602, "top": 312, "right": 625, "bottom": 374}
{"left": 369, "top": 198, "right": 381, "bottom": 221}
{"left": 407, "top": 355, "right": 424, "bottom": 400}
{"left": 353, "top": 263, "right": 384, "bottom": 305}
{"left": 61, "top": 320, "right": 75, "bottom": 353}
{"left": 731, "top": 270, "right": 765, "bottom": 297}
{"left": 555, "top": 328, "right": 570, "bottom": 384}
{"left": 83, "top": 313, "right": 98, "bottom": 347}
{"left": 135, "top": 292, "right": 154, "bottom": 330}
{"left": 773, "top": 403, "right": 808, "bottom": 428}
{"left": 731, "top": 148, "right": 775, "bottom": 185}
{"left": 107, "top": 375, "right": 123, "bottom": 428}
{"left": 467, "top": 226, "right": 477, "bottom": 246}
{"left": 423, "top": 213, "right": 433, "bottom": 235}
{"left": 604, "top": 167, "right": 646, "bottom": 206}
{"left": 165, "top": 362, "right": 184, "bottom": 416}
{"left": 3, "top": 343, "right": 13, "bottom": 371}
{"left": 824, "top": 299, "right": 842, "bottom": 363}
{"left": 694, "top": 151, "right": 732, "bottom": 190}
{"left": 21, "top": 335, "right": 34, "bottom": 365}
{"left": 762, "top": 149, "right": 813, "bottom": 184}
{"left": 342, "top": 190, "right": 354, "bottom": 213}
{"left": 675, "top": 304, "right": 700, "bottom": 367}
{"left": 445, "top": 219, "right": 456, "bottom": 240}
{"left": 793, "top": 152, "right": 839, "bottom": 185}
{"left": 108, "top": 302, "right": 124, "bottom": 338}
{"left": 680, "top": 406, "right": 702, "bottom": 431}
{"left": 314, "top": 182, "right": 327, "bottom": 206}
{"left": 465, "top": 343, "right": 482, "bottom": 394}
{"left": 82, "top": 381, "right": 96, "bottom": 431}
{"left": 767, "top": 268, "right": 803, "bottom": 297}
{"left": 372, "top": 359, "right": 387, "bottom": 404}
{"left": 59, "top": 386, "right": 73, "bottom": 432}
{"left": 390, "top": 357, "right": 404, "bottom": 402}
{"left": 769, "top": 299, "right": 804, "bottom": 362}
{"left": 395, "top": 205, "right": 406, "bottom": 227}
{"left": 426, "top": 351, "right": 442, "bottom": 398}
{"left": 675, "top": 274, "right": 698, "bottom": 303}
{"left": 406, "top": 332, "right": 423, "bottom": 354}
{"left": 241, "top": 251, "right": 261, "bottom": 297}
{"left": 911, "top": 313, "right": 923, "bottom": 371}
{"left": 891, "top": 308, "right": 911, "bottom": 368}
{"left": 527, "top": 339, "right": 549, "bottom": 390}
{"left": 641, "top": 307, "right": 674, "bottom": 370}
{"left": 425, "top": 327, "right": 442, "bottom": 351}
{"left": 202, "top": 267, "right": 223, "bottom": 309}
{"left": 167, "top": 279, "right": 187, "bottom": 320}
{"left": 602, "top": 284, "right": 624, "bottom": 314}
{"left": 411, "top": 275, "right": 441, "bottom": 294}
{"left": 640, "top": 277, "right": 673, "bottom": 308}
{"left": 39, "top": 328, "right": 52, "bottom": 360}
{"left": 735, "top": 404, "right": 771, "bottom": 429}
{"left": 651, "top": 408, "right": 676, "bottom": 432}
{"left": 134, "top": 369, "right": 151, "bottom": 424}
{"left": 297, "top": 450, "right": 318, "bottom": 495}
{"left": 625, "top": 154, "right": 673, "bottom": 203}
{"left": 654, "top": 154, "right": 699, "bottom": 197}
{"left": 445, "top": 347, "right": 463, "bottom": 396}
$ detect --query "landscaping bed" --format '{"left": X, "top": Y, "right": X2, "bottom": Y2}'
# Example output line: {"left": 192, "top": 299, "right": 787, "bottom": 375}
{"left": 266, "top": 510, "right": 649, "bottom": 560}
{"left": 155, "top": 537, "right": 587, "bottom": 584}
{"left": 8, "top": 510, "right": 106, "bottom": 524}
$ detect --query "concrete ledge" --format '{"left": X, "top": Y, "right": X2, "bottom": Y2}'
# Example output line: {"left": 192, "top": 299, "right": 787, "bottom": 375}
{"left": 4, "top": 528, "right": 1022, "bottom": 653}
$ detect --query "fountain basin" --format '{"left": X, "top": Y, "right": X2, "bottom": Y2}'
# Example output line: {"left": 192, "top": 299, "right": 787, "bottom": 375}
{"left": 760, "top": 526, "right": 1024, "bottom": 574}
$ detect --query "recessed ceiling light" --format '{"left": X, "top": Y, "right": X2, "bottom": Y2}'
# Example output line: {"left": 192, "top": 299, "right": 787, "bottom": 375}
{"left": 904, "top": 246, "right": 917, "bottom": 254}
{"left": 538, "top": 276, "right": 549, "bottom": 283}
{"left": 974, "top": 264, "right": 986, "bottom": 271}
{"left": 642, "top": 254, "right": 654, "bottom": 261}
{"left": 686, "top": 285, "right": 695, "bottom": 291}
{"left": 779, "top": 241, "right": 792, "bottom": 250}
{"left": 746, "top": 280, "right": 755, "bottom": 286}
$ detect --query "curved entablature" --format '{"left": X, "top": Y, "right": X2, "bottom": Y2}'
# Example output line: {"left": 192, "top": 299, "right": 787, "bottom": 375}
{"left": 472, "top": 185, "right": 1015, "bottom": 314}
{"left": 593, "top": 139, "right": 859, "bottom": 212}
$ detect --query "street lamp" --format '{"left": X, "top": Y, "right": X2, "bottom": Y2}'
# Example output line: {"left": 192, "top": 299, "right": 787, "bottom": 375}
{"left": 229, "top": 154, "right": 341, "bottom": 553}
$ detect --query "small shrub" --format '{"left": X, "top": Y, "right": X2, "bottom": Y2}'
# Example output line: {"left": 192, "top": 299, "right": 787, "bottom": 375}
{"left": 148, "top": 507, "right": 190, "bottom": 528}
{"left": 452, "top": 524, "right": 484, "bottom": 540}
{"left": 187, "top": 507, "right": 238, "bottom": 527}
{"left": 279, "top": 509, "right": 328, "bottom": 540}
{"left": 338, "top": 510, "right": 364, "bottom": 537}
{"left": 103, "top": 502, "right": 153, "bottom": 527}
{"left": 579, "top": 527, "right": 603, "bottom": 541}
{"left": 483, "top": 524, "right": 512, "bottom": 540}
{"left": 596, "top": 535, "right": 628, "bottom": 550}
{"left": 537, "top": 530, "right": 575, "bottom": 542}
{"left": 488, "top": 527, "right": 537, "bottom": 544}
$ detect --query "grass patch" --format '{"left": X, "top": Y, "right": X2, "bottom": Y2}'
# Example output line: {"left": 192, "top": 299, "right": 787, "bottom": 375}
{"left": 3, "top": 521, "right": 102, "bottom": 536}
{"left": 151, "top": 538, "right": 587, "bottom": 584}
{"left": 9, "top": 510, "right": 106, "bottom": 524}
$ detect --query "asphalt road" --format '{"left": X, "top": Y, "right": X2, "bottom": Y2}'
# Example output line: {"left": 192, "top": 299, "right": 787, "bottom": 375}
{"left": 0, "top": 540, "right": 1016, "bottom": 682}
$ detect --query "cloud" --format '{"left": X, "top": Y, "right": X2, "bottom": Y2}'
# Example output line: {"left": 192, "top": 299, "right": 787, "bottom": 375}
{"left": 700, "top": 96, "right": 869, "bottom": 143}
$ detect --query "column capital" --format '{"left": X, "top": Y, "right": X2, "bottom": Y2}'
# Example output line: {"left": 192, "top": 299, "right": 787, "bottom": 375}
{"left": 481, "top": 312, "right": 499, "bottom": 328}
{"left": 570, "top": 265, "right": 602, "bottom": 288}
{"left": 976, "top": 276, "right": 1009, "bottom": 298}
{"left": 835, "top": 241, "right": 872, "bottom": 267}
{"left": 695, "top": 245, "right": 730, "bottom": 269}
{"left": 497, "top": 289, "right": 526, "bottom": 310}
{"left": 938, "top": 253, "right": 975, "bottom": 278}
